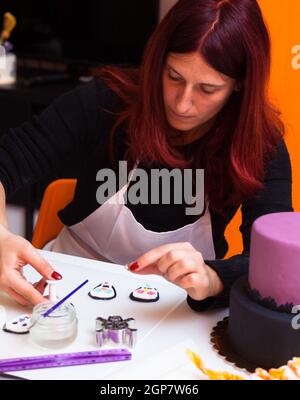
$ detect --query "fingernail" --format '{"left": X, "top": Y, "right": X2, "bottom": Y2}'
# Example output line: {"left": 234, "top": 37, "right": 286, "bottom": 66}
{"left": 128, "top": 262, "right": 140, "bottom": 272}
{"left": 51, "top": 271, "right": 62, "bottom": 280}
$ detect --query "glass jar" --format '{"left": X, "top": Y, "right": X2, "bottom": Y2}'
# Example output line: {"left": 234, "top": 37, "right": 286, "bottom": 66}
{"left": 29, "top": 301, "right": 78, "bottom": 349}
{"left": 0, "top": 52, "right": 17, "bottom": 85}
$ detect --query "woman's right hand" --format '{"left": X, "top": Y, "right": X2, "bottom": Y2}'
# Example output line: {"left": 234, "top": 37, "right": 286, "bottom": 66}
{"left": 0, "top": 225, "right": 62, "bottom": 306}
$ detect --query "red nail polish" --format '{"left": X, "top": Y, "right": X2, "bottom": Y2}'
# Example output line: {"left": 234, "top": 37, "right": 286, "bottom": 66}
{"left": 129, "top": 262, "right": 140, "bottom": 272}
{"left": 51, "top": 271, "right": 62, "bottom": 280}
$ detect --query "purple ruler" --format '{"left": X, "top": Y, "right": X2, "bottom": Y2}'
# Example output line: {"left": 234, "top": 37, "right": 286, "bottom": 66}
{"left": 0, "top": 349, "right": 131, "bottom": 372}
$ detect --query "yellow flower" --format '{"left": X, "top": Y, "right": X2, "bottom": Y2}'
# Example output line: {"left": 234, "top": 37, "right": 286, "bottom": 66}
{"left": 0, "top": 12, "right": 17, "bottom": 44}
{"left": 186, "top": 349, "right": 245, "bottom": 380}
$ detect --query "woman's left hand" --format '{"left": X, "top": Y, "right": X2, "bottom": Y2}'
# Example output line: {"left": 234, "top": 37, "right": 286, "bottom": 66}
{"left": 128, "top": 242, "right": 224, "bottom": 301}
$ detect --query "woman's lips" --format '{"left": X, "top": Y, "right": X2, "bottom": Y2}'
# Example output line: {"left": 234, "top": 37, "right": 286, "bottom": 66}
{"left": 168, "top": 107, "right": 195, "bottom": 120}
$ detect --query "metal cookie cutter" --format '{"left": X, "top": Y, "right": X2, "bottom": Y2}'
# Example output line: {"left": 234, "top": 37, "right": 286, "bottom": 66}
{"left": 96, "top": 316, "right": 137, "bottom": 348}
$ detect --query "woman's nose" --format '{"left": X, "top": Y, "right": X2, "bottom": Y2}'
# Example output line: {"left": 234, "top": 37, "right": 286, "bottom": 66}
{"left": 175, "top": 87, "right": 193, "bottom": 114}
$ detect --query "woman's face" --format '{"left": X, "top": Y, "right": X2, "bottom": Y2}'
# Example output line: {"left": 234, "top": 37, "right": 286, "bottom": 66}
{"left": 162, "top": 52, "right": 237, "bottom": 132}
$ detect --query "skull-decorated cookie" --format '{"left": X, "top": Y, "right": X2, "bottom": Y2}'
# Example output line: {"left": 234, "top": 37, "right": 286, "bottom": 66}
{"left": 3, "top": 314, "right": 32, "bottom": 334}
{"left": 88, "top": 282, "right": 116, "bottom": 300}
{"left": 130, "top": 284, "right": 159, "bottom": 302}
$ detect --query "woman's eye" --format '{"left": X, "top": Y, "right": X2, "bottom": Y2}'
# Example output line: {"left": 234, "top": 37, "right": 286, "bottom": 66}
{"left": 167, "top": 71, "right": 216, "bottom": 94}
{"left": 168, "top": 72, "right": 181, "bottom": 81}
{"left": 201, "top": 87, "right": 216, "bottom": 95}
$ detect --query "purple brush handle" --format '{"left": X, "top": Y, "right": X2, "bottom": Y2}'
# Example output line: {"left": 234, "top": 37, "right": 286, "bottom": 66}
{"left": 0, "top": 349, "right": 131, "bottom": 368}
{"left": 0, "top": 354, "right": 131, "bottom": 372}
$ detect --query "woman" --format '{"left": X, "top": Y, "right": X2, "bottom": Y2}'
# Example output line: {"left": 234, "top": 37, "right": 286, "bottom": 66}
{"left": 0, "top": 0, "right": 293, "bottom": 309}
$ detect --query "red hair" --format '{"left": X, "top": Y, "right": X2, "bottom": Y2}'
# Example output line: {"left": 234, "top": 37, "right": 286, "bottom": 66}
{"left": 96, "top": 0, "right": 285, "bottom": 216}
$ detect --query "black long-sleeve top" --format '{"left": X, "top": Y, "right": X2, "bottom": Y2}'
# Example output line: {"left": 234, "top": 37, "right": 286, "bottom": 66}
{"left": 0, "top": 78, "right": 293, "bottom": 311}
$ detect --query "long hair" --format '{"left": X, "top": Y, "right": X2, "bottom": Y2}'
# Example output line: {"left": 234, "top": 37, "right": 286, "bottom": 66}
{"left": 97, "top": 0, "right": 285, "bottom": 216}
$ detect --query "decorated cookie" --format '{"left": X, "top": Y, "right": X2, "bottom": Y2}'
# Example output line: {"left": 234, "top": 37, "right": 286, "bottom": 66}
{"left": 130, "top": 284, "right": 159, "bottom": 302}
{"left": 3, "top": 314, "right": 32, "bottom": 334}
{"left": 89, "top": 282, "right": 116, "bottom": 300}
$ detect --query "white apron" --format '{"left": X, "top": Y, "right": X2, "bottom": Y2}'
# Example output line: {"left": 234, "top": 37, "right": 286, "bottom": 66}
{"left": 51, "top": 163, "right": 216, "bottom": 264}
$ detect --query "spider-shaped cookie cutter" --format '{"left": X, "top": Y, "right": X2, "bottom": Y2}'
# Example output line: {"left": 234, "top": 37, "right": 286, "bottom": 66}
{"left": 95, "top": 315, "right": 137, "bottom": 348}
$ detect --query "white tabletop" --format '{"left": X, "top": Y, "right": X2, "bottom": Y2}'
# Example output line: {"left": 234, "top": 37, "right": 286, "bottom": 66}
{"left": 0, "top": 250, "right": 250, "bottom": 380}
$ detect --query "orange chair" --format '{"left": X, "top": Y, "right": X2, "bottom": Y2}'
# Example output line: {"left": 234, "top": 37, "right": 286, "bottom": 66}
{"left": 32, "top": 179, "right": 77, "bottom": 249}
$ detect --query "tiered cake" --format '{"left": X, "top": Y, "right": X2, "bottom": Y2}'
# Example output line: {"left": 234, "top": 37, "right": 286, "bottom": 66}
{"left": 228, "top": 212, "right": 300, "bottom": 369}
